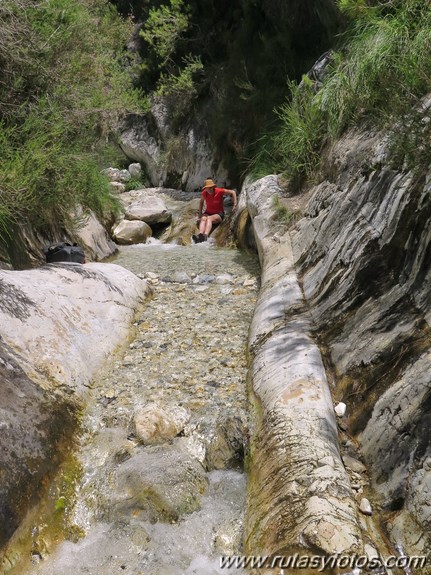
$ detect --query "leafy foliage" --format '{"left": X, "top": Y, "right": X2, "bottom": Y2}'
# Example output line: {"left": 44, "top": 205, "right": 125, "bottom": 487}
{"left": 140, "top": 0, "right": 189, "bottom": 66}
{"left": 253, "top": 0, "right": 431, "bottom": 182}
{"left": 0, "top": 0, "right": 146, "bottom": 240}
{"left": 114, "top": 0, "right": 343, "bottom": 183}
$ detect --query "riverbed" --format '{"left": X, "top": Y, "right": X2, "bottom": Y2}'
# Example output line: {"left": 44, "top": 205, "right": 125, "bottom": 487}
{"left": 23, "top": 240, "right": 260, "bottom": 575}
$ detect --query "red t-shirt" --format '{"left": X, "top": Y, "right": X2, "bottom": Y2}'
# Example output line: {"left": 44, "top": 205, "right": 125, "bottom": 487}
{"left": 202, "top": 187, "right": 225, "bottom": 214}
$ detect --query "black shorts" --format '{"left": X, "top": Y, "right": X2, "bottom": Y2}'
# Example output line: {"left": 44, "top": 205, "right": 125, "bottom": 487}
{"left": 203, "top": 212, "right": 225, "bottom": 220}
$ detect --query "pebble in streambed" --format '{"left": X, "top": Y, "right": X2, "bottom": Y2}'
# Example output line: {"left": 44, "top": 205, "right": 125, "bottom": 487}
{"left": 29, "top": 244, "right": 259, "bottom": 575}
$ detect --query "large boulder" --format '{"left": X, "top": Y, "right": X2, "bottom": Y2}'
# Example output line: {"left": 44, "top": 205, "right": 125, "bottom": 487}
{"left": 111, "top": 219, "right": 152, "bottom": 244}
{"left": 0, "top": 263, "right": 149, "bottom": 547}
{"left": 73, "top": 209, "right": 117, "bottom": 261}
{"left": 124, "top": 192, "right": 172, "bottom": 226}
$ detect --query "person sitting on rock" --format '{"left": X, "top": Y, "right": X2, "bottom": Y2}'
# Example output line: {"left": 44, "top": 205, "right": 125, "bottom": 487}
{"left": 193, "top": 179, "right": 237, "bottom": 243}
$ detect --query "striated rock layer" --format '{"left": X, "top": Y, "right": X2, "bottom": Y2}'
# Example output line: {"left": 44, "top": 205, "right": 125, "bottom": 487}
{"left": 238, "top": 176, "right": 362, "bottom": 570}
{"left": 291, "top": 128, "right": 431, "bottom": 560}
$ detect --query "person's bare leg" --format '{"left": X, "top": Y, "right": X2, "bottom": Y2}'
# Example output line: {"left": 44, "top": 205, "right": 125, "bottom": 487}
{"left": 204, "top": 214, "right": 222, "bottom": 237}
{"left": 199, "top": 216, "right": 208, "bottom": 235}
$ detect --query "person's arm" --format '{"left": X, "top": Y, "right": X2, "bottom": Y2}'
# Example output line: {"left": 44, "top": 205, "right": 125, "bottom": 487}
{"left": 224, "top": 189, "right": 237, "bottom": 210}
{"left": 197, "top": 195, "right": 204, "bottom": 218}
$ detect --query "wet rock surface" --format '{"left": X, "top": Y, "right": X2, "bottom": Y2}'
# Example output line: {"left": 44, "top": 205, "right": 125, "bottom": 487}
{"left": 21, "top": 242, "right": 259, "bottom": 575}
{"left": 0, "top": 344, "right": 77, "bottom": 548}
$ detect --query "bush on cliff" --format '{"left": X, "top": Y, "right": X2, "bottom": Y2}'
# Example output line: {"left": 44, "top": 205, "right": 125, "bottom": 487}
{"left": 253, "top": 0, "right": 431, "bottom": 182}
{"left": 0, "top": 0, "right": 146, "bottom": 239}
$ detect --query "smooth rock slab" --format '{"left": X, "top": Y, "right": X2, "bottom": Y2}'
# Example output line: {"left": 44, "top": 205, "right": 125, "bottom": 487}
{"left": 0, "top": 263, "right": 148, "bottom": 393}
{"left": 0, "top": 262, "right": 148, "bottom": 548}
{"left": 240, "top": 175, "right": 362, "bottom": 558}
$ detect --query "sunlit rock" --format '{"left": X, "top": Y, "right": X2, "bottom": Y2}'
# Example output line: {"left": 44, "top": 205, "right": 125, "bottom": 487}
{"left": 112, "top": 219, "right": 152, "bottom": 244}
{"left": 134, "top": 403, "right": 190, "bottom": 445}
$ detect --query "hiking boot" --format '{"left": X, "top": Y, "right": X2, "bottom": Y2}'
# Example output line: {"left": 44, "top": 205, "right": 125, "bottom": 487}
{"left": 192, "top": 234, "right": 199, "bottom": 244}
{"left": 198, "top": 233, "right": 206, "bottom": 243}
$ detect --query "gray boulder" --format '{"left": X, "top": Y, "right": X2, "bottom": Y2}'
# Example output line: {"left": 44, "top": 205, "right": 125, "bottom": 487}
{"left": 128, "top": 162, "right": 142, "bottom": 178}
{"left": 111, "top": 219, "right": 152, "bottom": 244}
{"left": 125, "top": 194, "right": 172, "bottom": 225}
{"left": 73, "top": 209, "right": 117, "bottom": 260}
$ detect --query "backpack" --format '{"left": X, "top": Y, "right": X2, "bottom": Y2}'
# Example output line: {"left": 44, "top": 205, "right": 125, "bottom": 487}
{"left": 43, "top": 242, "right": 85, "bottom": 264}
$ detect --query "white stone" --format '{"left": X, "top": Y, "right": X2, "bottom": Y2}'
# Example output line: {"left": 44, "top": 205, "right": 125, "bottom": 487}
{"left": 359, "top": 497, "right": 373, "bottom": 515}
{"left": 364, "top": 544, "right": 379, "bottom": 560}
{"left": 109, "top": 182, "right": 126, "bottom": 194}
{"left": 128, "top": 163, "right": 142, "bottom": 178}
{"left": 102, "top": 167, "right": 121, "bottom": 181}
{"left": 118, "top": 169, "right": 131, "bottom": 182}
{"left": 134, "top": 403, "right": 190, "bottom": 445}
{"left": 343, "top": 454, "right": 366, "bottom": 474}
{"left": 334, "top": 402, "right": 347, "bottom": 417}
{"left": 215, "top": 274, "right": 234, "bottom": 285}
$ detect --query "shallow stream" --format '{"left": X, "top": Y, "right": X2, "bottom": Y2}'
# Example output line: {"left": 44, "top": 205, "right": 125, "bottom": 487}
{"left": 24, "top": 240, "right": 260, "bottom": 575}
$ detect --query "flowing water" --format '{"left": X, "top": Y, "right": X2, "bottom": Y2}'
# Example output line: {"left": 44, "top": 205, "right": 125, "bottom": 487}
{"left": 23, "top": 240, "right": 260, "bottom": 575}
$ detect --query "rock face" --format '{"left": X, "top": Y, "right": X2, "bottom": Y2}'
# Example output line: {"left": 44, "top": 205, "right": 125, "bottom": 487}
{"left": 118, "top": 109, "right": 229, "bottom": 192}
{"left": 238, "top": 176, "right": 362, "bottom": 559}
{"left": 0, "top": 263, "right": 149, "bottom": 546}
{"left": 290, "top": 127, "right": 431, "bottom": 558}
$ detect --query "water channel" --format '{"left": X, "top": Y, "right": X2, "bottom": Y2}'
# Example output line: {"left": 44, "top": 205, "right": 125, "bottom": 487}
{"left": 23, "top": 240, "right": 260, "bottom": 575}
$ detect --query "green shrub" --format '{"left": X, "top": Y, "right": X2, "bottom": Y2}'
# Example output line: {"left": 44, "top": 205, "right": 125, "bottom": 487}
{"left": 271, "top": 195, "right": 292, "bottom": 226}
{"left": 0, "top": 0, "right": 146, "bottom": 241}
{"left": 254, "top": 0, "right": 431, "bottom": 182}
